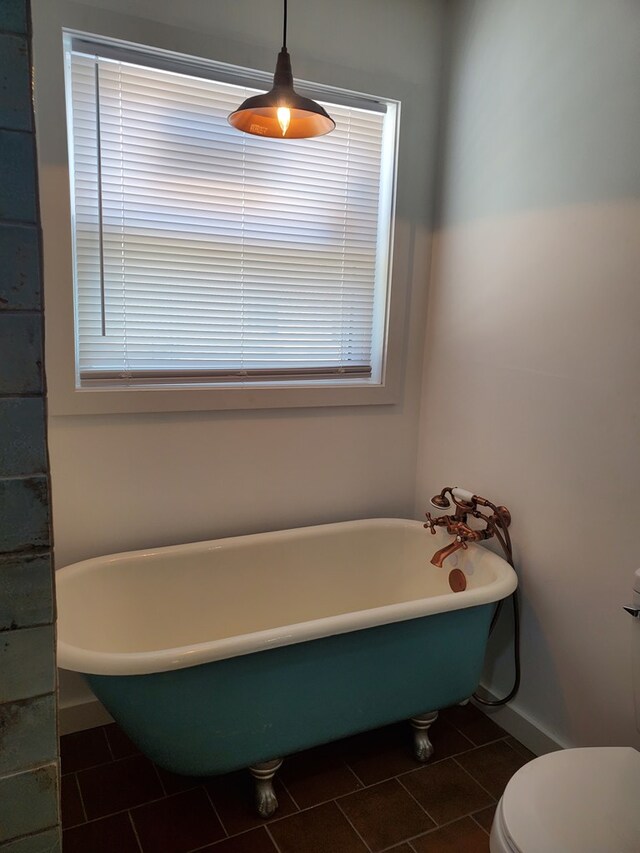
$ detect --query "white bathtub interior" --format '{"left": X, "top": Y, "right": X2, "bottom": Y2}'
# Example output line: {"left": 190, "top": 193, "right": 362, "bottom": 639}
{"left": 57, "top": 519, "right": 516, "bottom": 674}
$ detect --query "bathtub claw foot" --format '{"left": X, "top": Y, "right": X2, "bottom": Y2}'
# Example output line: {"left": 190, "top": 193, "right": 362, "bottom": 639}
{"left": 249, "top": 759, "right": 283, "bottom": 818}
{"left": 410, "top": 712, "right": 438, "bottom": 762}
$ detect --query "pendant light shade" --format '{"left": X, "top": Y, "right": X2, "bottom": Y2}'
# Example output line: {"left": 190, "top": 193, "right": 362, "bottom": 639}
{"left": 228, "top": 2, "right": 335, "bottom": 139}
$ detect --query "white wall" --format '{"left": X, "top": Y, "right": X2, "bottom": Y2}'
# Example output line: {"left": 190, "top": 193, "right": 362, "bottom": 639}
{"left": 417, "top": 0, "right": 640, "bottom": 747}
{"left": 32, "top": 0, "right": 448, "bottom": 705}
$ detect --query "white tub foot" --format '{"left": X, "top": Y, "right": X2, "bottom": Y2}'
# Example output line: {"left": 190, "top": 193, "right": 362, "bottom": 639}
{"left": 410, "top": 711, "right": 438, "bottom": 762}
{"left": 249, "top": 758, "right": 283, "bottom": 818}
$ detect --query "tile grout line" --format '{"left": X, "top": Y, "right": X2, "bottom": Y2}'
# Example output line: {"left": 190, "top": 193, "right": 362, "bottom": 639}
{"left": 127, "top": 810, "right": 145, "bottom": 853}
{"left": 341, "top": 760, "right": 367, "bottom": 792}
{"left": 150, "top": 762, "right": 167, "bottom": 799}
{"left": 73, "top": 772, "right": 88, "bottom": 826}
{"left": 73, "top": 790, "right": 186, "bottom": 826}
{"left": 471, "top": 812, "right": 491, "bottom": 836}
{"left": 345, "top": 761, "right": 367, "bottom": 788}
{"left": 395, "top": 774, "right": 438, "bottom": 828}
{"left": 265, "top": 824, "right": 284, "bottom": 853}
{"left": 376, "top": 810, "right": 494, "bottom": 853}
{"left": 102, "top": 727, "right": 116, "bottom": 763}
{"left": 201, "top": 785, "right": 230, "bottom": 840}
{"left": 452, "top": 755, "right": 500, "bottom": 804}
{"left": 277, "top": 774, "right": 301, "bottom": 812}
{"left": 334, "top": 797, "right": 374, "bottom": 853}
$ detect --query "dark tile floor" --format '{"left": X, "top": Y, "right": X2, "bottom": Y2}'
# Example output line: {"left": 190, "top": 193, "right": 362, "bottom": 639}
{"left": 60, "top": 703, "right": 535, "bottom": 853}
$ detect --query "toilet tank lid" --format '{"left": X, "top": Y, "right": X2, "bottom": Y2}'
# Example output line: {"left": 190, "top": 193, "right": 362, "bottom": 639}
{"left": 501, "top": 747, "right": 640, "bottom": 853}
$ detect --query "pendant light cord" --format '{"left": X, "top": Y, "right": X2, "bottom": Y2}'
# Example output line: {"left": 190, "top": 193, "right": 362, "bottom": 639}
{"left": 283, "top": 0, "right": 288, "bottom": 48}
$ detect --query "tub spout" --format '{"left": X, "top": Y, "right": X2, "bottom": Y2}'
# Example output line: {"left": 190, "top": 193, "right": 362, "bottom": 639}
{"left": 430, "top": 539, "right": 466, "bottom": 568}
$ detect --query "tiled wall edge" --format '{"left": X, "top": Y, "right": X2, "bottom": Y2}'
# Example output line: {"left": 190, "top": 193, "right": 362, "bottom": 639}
{"left": 0, "top": 0, "right": 60, "bottom": 845}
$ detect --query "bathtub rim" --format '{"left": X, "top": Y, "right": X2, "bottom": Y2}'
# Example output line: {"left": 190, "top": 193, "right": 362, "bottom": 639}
{"left": 56, "top": 518, "right": 518, "bottom": 676}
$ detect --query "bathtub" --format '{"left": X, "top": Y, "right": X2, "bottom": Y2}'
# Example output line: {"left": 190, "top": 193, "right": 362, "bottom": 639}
{"left": 57, "top": 518, "right": 516, "bottom": 813}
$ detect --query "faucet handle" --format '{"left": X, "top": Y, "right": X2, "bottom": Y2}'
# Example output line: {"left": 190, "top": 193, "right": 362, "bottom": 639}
{"left": 423, "top": 515, "right": 438, "bottom": 534}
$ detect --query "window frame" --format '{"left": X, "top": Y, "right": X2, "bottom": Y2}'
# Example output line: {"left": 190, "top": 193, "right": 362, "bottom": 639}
{"left": 40, "top": 30, "right": 404, "bottom": 415}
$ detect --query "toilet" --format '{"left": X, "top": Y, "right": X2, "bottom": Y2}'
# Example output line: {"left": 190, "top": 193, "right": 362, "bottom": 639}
{"left": 490, "top": 746, "right": 640, "bottom": 852}
{"left": 491, "top": 569, "right": 640, "bottom": 852}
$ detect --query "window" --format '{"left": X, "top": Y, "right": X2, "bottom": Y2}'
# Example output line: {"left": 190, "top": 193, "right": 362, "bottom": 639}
{"left": 65, "top": 37, "right": 398, "bottom": 393}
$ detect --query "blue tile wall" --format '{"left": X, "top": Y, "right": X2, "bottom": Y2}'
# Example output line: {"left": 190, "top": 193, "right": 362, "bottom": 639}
{"left": 2, "top": 827, "right": 62, "bottom": 853}
{"left": 0, "top": 313, "right": 43, "bottom": 394}
{"left": 0, "top": 0, "right": 27, "bottom": 35}
{"left": 0, "top": 764, "right": 59, "bottom": 843}
{"left": 0, "top": 34, "right": 32, "bottom": 131}
{"left": 0, "top": 225, "right": 42, "bottom": 310}
{"left": 0, "top": 477, "right": 50, "bottom": 553}
{"left": 0, "top": 130, "right": 37, "bottom": 221}
{"left": 0, "top": 828, "right": 62, "bottom": 853}
{"left": 0, "top": 2, "right": 60, "bottom": 850}
{"left": 0, "top": 695, "right": 57, "bottom": 776}
{"left": 0, "top": 398, "right": 46, "bottom": 475}
{"left": 0, "top": 553, "right": 53, "bottom": 630}
{"left": 0, "top": 626, "right": 56, "bottom": 703}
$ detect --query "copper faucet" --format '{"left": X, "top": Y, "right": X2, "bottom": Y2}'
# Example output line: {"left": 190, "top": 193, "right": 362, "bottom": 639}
{"left": 425, "top": 487, "right": 511, "bottom": 568}
{"left": 430, "top": 539, "right": 467, "bottom": 568}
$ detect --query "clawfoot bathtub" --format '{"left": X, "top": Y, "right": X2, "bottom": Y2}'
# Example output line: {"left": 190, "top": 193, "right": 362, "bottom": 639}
{"left": 56, "top": 518, "right": 516, "bottom": 816}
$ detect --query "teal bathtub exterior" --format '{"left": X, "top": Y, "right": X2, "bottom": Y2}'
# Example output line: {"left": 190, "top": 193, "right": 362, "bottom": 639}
{"left": 87, "top": 602, "right": 494, "bottom": 776}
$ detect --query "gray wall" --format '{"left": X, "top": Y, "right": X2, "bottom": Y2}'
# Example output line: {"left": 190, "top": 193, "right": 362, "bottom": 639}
{"left": 0, "top": 0, "right": 60, "bottom": 848}
{"left": 417, "top": 0, "right": 640, "bottom": 747}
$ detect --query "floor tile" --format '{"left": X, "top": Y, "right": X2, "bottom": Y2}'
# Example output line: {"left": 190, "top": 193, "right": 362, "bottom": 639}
{"left": 104, "top": 723, "right": 140, "bottom": 760}
{"left": 444, "top": 706, "right": 506, "bottom": 746}
{"left": 400, "top": 758, "right": 493, "bottom": 825}
{"left": 281, "top": 743, "right": 363, "bottom": 808}
{"left": 338, "top": 778, "right": 434, "bottom": 851}
{"left": 58, "top": 717, "right": 531, "bottom": 852}
{"left": 205, "top": 769, "right": 297, "bottom": 836}
{"left": 60, "top": 774, "right": 85, "bottom": 829}
{"left": 131, "top": 788, "right": 225, "bottom": 853}
{"left": 156, "top": 765, "right": 203, "bottom": 796}
{"left": 343, "top": 722, "right": 424, "bottom": 785}
{"left": 472, "top": 804, "right": 496, "bottom": 833}
{"left": 505, "top": 737, "right": 536, "bottom": 761}
{"left": 345, "top": 718, "right": 472, "bottom": 787}
{"left": 269, "top": 801, "right": 368, "bottom": 853}
{"left": 456, "top": 741, "right": 528, "bottom": 798}
{"left": 440, "top": 703, "right": 487, "bottom": 728}
{"left": 201, "top": 827, "right": 277, "bottom": 852}
{"left": 63, "top": 812, "right": 141, "bottom": 853}
{"left": 60, "top": 726, "right": 111, "bottom": 774}
{"left": 78, "top": 755, "right": 163, "bottom": 820}
{"left": 411, "top": 816, "right": 490, "bottom": 852}
{"left": 424, "top": 717, "right": 475, "bottom": 762}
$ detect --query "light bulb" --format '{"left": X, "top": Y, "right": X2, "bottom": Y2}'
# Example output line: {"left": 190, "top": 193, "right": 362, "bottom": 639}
{"left": 277, "top": 107, "right": 291, "bottom": 137}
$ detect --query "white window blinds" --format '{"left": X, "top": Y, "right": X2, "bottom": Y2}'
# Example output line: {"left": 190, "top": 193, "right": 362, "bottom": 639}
{"left": 67, "top": 45, "right": 394, "bottom": 387}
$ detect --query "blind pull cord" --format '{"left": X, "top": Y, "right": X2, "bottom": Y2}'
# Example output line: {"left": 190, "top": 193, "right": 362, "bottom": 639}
{"left": 94, "top": 59, "right": 107, "bottom": 337}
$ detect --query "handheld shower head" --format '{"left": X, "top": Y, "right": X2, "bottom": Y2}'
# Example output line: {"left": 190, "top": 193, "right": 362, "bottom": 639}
{"left": 430, "top": 493, "right": 451, "bottom": 509}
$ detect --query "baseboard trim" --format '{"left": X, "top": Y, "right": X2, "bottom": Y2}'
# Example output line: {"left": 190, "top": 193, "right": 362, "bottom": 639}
{"left": 59, "top": 699, "right": 113, "bottom": 735}
{"left": 477, "top": 700, "right": 567, "bottom": 755}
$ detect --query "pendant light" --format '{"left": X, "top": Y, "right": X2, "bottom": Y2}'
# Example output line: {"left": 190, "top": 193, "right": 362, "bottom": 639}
{"left": 228, "top": 0, "right": 335, "bottom": 139}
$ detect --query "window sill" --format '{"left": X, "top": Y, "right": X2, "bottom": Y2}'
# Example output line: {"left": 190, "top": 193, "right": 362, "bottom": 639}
{"left": 47, "top": 378, "right": 399, "bottom": 416}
